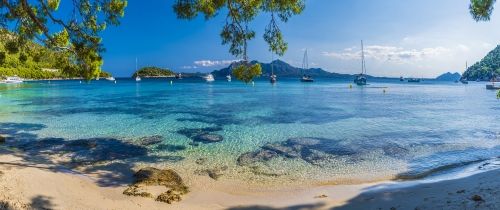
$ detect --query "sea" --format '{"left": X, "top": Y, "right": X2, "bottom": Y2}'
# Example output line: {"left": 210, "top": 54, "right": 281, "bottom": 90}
{"left": 1, "top": 77, "right": 499, "bottom": 186}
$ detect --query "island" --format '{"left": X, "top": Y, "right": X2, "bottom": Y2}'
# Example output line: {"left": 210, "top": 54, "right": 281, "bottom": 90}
{"left": 435, "top": 72, "right": 461, "bottom": 81}
{"left": 132, "top": 67, "right": 175, "bottom": 78}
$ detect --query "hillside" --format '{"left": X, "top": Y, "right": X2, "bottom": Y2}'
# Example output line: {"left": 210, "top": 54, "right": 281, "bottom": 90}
{"left": 0, "top": 30, "right": 94, "bottom": 79}
{"left": 462, "top": 45, "right": 500, "bottom": 81}
{"left": 132, "top": 67, "right": 175, "bottom": 78}
{"left": 211, "top": 60, "right": 353, "bottom": 78}
{"left": 436, "top": 72, "right": 461, "bottom": 81}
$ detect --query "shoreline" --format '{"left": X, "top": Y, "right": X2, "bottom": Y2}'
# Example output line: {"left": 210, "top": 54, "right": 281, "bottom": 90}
{"left": 1, "top": 147, "right": 498, "bottom": 210}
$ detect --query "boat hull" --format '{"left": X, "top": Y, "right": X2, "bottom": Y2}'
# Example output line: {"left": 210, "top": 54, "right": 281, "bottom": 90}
{"left": 486, "top": 84, "right": 500, "bottom": 90}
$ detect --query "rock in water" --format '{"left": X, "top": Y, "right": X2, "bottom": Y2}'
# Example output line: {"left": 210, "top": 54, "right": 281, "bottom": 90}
{"left": 193, "top": 134, "right": 223, "bottom": 143}
{"left": 137, "top": 135, "right": 163, "bottom": 146}
{"left": 237, "top": 150, "right": 278, "bottom": 166}
{"left": 471, "top": 195, "right": 484, "bottom": 202}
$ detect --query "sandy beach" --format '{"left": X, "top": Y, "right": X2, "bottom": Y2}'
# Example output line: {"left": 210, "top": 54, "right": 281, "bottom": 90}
{"left": 1, "top": 146, "right": 498, "bottom": 210}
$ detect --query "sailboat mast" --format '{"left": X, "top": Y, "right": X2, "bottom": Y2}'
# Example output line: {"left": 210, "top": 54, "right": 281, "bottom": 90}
{"left": 361, "top": 40, "right": 366, "bottom": 75}
{"left": 302, "top": 49, "right": 308, "bottom": 75}
{"left": 136, "top": 57, "right": 138, "bottom": 72}
{"left": 271, "top": 54, "right": 274, "bottom": 75}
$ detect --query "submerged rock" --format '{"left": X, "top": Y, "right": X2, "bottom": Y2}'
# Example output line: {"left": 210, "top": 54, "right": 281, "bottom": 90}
{"left": 471, "top": 195, "right": 484, "bottom": 202}
{"left": 236, "top": 137, "right": 359, "bottom": 166}
{"left": 137, "top": 135, "right": 163, "bottom": 146}
{"left": 195, "top": 158, "right": 207, "bottom": 165}
{"left": 195, "top": 166, "right": 228, "bottom": 180}
{"left": 177, "top": 127, "right": 223, "bottom": 139}
{"left": 237, "top": 150, "right": 278, "bottom": 166}
{"left": 193, "top": 134, "right": 223, "bottom": 143}
{"left": 177, "top": 127, "right": 224, "bottom": 144}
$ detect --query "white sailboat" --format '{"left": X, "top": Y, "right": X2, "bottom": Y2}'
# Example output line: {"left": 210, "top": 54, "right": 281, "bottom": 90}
{"left": 226, "top": 75, "right": 232, "bottom": 82}
{"left": 300, "top": 49, "right": 313, "bottom": 82}
{"left": 460, "top": 62, "right": 468, "bottom": 84}
{"left": 270, "top": 56, "right": 277, "bottom": 83}
{"left": 204, "top": 73, "right": 215, "bottom": 82}
{"left": 354, "top": 40, "right": 367, "bottom": 86}
{"left": 135, "top": 58, "right": 141, "bottom": 82}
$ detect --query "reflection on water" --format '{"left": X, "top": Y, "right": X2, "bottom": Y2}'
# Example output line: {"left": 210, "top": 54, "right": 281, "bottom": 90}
{"left": 0, "top": 78, "right": 499, "bottom": 185}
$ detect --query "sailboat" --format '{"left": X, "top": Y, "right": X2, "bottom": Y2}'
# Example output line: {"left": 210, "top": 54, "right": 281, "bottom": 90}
{"left": 135, "top": 58, "right": 141, "bottom": 82}
{"left": 270, "top": 58, "right": 277, "bottom": 83}
{"left": 354, "top": 40, "right": 367, "bottom": 86}
{"left": 204, "top": 73, "right": 215, "bottom": 82}
{"left": 300, "top": 49, "right": 314, "bottom": 82}
{"left": 226, "top": 75, "right": 232, "bottom": 82}
{"left": 460, "top": 62, "right": 468, "bottom": 84}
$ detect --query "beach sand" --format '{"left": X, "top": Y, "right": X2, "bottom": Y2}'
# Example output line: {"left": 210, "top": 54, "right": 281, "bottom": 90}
{"left": 0, "top": 147, "right": 498, "bottom": 210}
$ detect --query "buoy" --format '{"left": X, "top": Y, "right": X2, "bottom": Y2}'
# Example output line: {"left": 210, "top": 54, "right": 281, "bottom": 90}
{"left": 114, "top": 80, "right": 116, "bottom": 84}
{"left": 170, "top": 80, "right": 173, "bottom": 85}
{"left": 349, "top": 84, "right": 352, "bottom": 89}
{"left": 79, "top": 81, "right": 82, "bottom": 84}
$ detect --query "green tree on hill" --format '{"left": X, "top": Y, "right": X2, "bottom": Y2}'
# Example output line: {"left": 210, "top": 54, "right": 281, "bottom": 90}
{"left": 132, "top": 67, "right": 174, "bottom": 78}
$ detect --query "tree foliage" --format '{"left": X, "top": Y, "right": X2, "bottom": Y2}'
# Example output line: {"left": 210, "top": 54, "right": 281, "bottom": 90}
{"left": 0, "top": 0, "right": 127, "bottom": 80}
{"left": 469, "top": 0, "right": 496, "bottom": 21}
{"left": 0, "top": 29, "right": 105, "bottom": 79}
{"left": 232, "top": 62, "right": 262, "bottom": 83}
{"left": 173, "top": 0, "right": 304, "bottom": 82}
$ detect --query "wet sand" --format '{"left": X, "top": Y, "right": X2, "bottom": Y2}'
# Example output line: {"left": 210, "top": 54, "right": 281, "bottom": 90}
{"left": 1, "top": 147, "right": 498, "bottom": 210}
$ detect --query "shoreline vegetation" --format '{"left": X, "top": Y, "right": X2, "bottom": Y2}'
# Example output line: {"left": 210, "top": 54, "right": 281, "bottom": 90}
{"left": 0, "top": 146, "right": 498, "bottom": 210}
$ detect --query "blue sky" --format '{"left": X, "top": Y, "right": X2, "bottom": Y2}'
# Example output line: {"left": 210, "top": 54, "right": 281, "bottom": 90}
{"left": 95, "top": 0, "right": 500, "bottom": 77}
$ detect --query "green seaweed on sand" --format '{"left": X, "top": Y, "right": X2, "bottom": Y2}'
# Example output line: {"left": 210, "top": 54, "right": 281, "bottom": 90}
{"left": 123, "top": 167, "right": 189, "bottom": 204}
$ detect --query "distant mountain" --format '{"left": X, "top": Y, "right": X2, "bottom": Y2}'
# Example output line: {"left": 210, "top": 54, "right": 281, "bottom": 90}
{"left": 462, "top": 45, "right": 500, "bottom": 81}
{"left": 436, "top": 72, "right": 461, "bottom": 81}
{"left": 211, "top": 59, "right": 354, "bottom": 78}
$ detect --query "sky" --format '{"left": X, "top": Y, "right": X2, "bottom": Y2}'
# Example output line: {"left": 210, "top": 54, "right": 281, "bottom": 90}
{"left": 92, "top": 0, "right": 500, "bottom": 77}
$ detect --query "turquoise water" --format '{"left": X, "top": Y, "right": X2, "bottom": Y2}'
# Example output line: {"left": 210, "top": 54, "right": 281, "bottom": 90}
{"left": 1, "top": 78, "right": 499, "bottom": 185}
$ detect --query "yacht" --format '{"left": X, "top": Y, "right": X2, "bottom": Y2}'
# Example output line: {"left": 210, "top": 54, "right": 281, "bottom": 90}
{"left": 354, "top": 40, "right": 367, "bottom": 86}
{"left": 106, "top": 77, "right": 116, "bottom": 81}
{"left": 175, "top": 73, "right": 182, "bottom": 79}
{"left": 135, "top": 58, "right": 141, "bottom": 82}
{"left": 3, "top": 76, "right": 23, "bottom": 84}
{"left": 407, "top": 78, "right": 421, "bottom": 83}
{"left": 300, "top": 49, "right": 314, "bottom": 82}
{"left": 226, "top": 75, "right": 232, "bottom": 82}
{"left": 204, "top": 73, "right": 215, "bottom": 82}
{"left": 270, "top": 74, "right": 277, "bottom": 83}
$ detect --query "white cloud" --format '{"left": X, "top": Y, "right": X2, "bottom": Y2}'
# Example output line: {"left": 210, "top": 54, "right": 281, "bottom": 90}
{"left": 181, "top": 66, "right": 198, "bottom": 69}
{"left": 322, "top": 45, "right": 450, "bottom": 64}
{"left": 193, "top": 59, "right": 240, "bottom": 67}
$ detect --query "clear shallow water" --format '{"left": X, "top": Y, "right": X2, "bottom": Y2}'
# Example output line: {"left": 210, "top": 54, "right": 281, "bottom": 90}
{"left": 0, "top": 78, "right": 499, "bottom": 185}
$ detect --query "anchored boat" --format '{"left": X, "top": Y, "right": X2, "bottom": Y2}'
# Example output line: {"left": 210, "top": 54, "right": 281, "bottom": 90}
{"left": 354, "top": 40, "right": 367, "bottom": 86}
{"left": 300, "top": 49, "right": 314, "bottom": 82}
